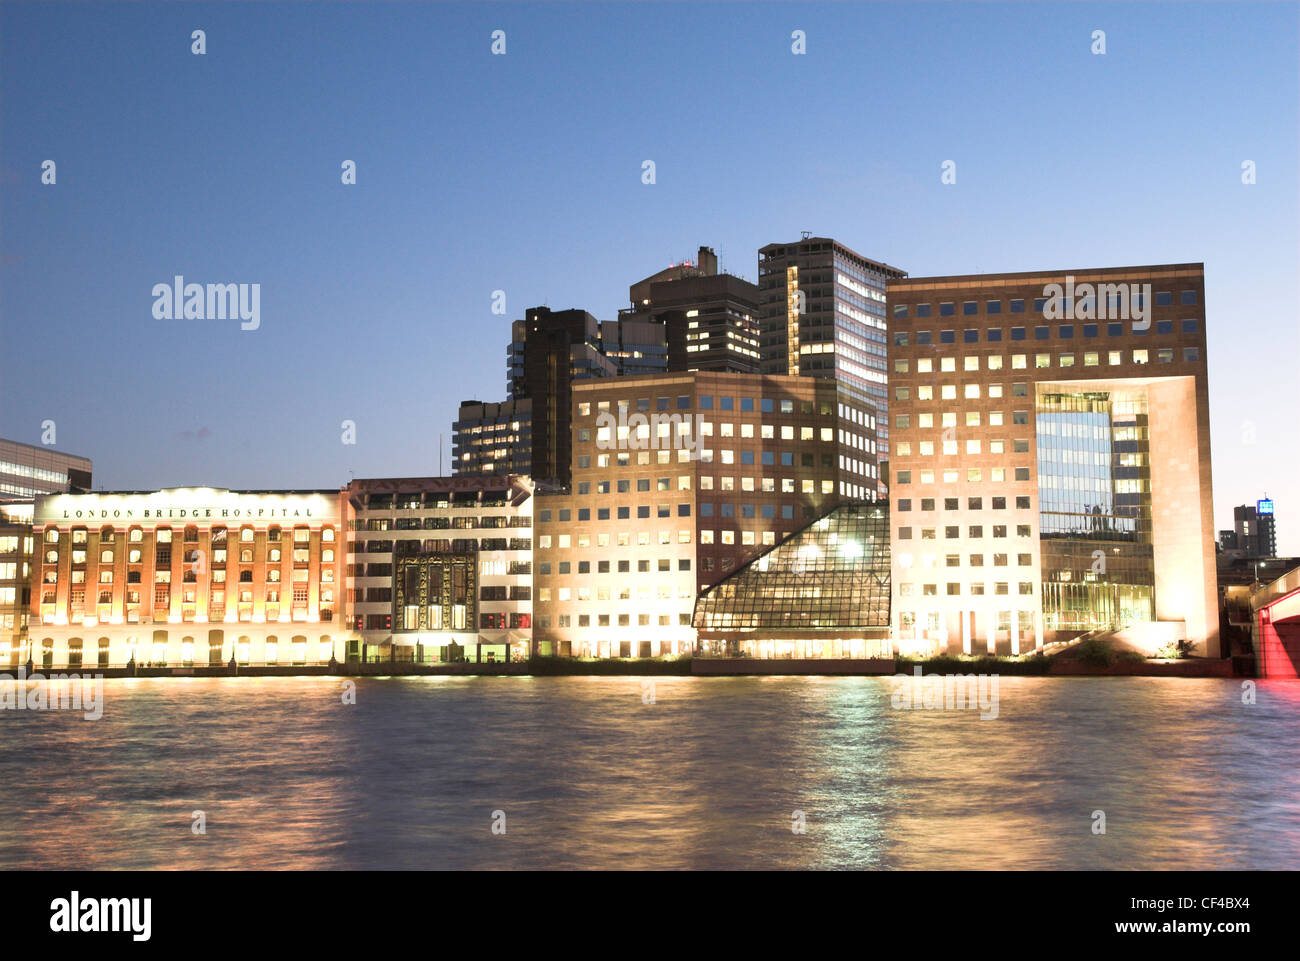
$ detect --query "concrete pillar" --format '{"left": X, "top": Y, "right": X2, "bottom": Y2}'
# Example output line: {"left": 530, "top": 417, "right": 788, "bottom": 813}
{"left": 1011, "top": 609, "right": 1021, "bottom": 656}
{"left": 1034, "top": 609, "right": 1044, "bottom": 651}
{"left": 961, "top": 608, "right": 972, "bottom": 655}
{"left": 986, "top": 606, "right": 997, "bottom": 656}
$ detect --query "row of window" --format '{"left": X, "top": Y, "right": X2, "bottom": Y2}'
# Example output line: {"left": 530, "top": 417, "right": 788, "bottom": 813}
{"left": 893, "top": 319, "right": 1199, "bottom": 344}
{"left": 897, "top": 496, "right": 1028, "bottom": 512}
{"left": 900, "top": 525, "right": 1033, "bottom": 539}
{"left": 891, "top": 291, "right": 1198, "bottom": 319}
{"left": 44, "top": 567, "right": 325, "bottom": 586}
{"left": 577, "top": 397, "right": 833, "bottom": 416}
{"left": 538, "top": 613, "right": 693, "bottom": 629}
{"left": 47, "top": 526, "right": 332, "bottom": 544}
{"left": 897, "top": 581, "right": 1036, "bottom": 596}
{"left": 894, "top": 347, "right": 1198, "bottom": 376}
{"left": 895, "top": 470, "right": 1036, "bottom": 488}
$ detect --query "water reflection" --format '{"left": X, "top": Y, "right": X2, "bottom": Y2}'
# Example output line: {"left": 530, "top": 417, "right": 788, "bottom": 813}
{"left": 0, "top": 675, "right": 1297, "bottom": 869}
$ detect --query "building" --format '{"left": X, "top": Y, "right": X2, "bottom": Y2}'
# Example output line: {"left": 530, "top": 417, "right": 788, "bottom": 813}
{"left": 620, "top": 245, "right": 761, "bottom": 373}
{"left": 346, "top": 474, "right": 534, "bottom": 664}
{"left": 692, "top": 502, "right": 892, "bottom": 659}
{"left": 1222, "top": 500, "right": 1277, "bottom": 558}
{"left": 757, "top": 236, "right": 906, "bottom": 494}
{"left": 452, "top": 397, "right": 533, "bottom": 476}
{"left": 1, "top": 438, "right": 92, "bottom": 666}
{"left": 507, "top": 308, "right": 618, "bottom": 485}
{"left": 1, "top": 437, "right": 92, "bottom": 497}
{"left": 24, "top": 488, "right": 348, "bottom": 669}
{"left": 0, "top": 500, "right": 35, "bottom": 666}
{"left": 886, "top": 263, "right": 1219, "bottom": 656}
{"left": 531, "top": 370, "right": 878, "bottom": 657}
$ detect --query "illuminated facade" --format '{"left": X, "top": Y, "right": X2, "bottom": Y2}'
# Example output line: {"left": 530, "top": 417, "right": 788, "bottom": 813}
{"left": 24, "top": 488, "right": 348, "bottom": 669}
{"left": 887, "top": 264, "right": 1218, "bottom": 656}
{"left": 0, "top": 501, "right": 35, "bottom": 664}
{"left": 532, "top": 370, "right": 878, "bottom": 657}
{"left": 693, "top": 502, "right": 892, "bottom": 658}
{"left": 346, "top": 475, "right": 534, "bottom": 664}
{"left": 758, "top": 237, "right": 906, "bottom": 495}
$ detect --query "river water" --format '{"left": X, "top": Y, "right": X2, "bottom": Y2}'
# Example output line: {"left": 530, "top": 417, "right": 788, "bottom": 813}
{"left": 1, "top": 675, "right": 1297, "bottom": 869}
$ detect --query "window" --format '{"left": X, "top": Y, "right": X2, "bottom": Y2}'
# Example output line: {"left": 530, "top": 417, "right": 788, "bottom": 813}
{"left": 1181, "top": 290, "right": 1198, "bottom": 305}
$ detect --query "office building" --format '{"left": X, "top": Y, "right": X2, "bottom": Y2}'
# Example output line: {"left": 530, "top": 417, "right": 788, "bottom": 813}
{"left": 620, "top": 245, "right": 761, "bottom": 373}
{"left": 757, "top": 236, "right": 905, "bottom": 494}
{"left": 505, "top": 308, "right": 618, "bottom": 485}
{"left": 1, "top": 438, "right": 92, "bottom": 664}
{"left": 1223, "top": 500, "right": 1277, "bottom": 559}
{"left": 531, "top": 370, "right": 878, "bottom": 657}
{"left": 452, "top": 397, "right": 533, "bottom": 476}
{"left": 1, "top": 437, "right": 92, "bottom": 497}
{"left": 887, "top": 263, "right": 1219, "bottom": 656}
{"left": 346, "top": 474, "right": 534, "bottom": 664}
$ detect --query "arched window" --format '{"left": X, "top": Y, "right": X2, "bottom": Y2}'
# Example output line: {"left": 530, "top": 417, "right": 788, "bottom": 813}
{"left": 240, "top": 549, "right": 253, "bottom": 563}
{"left": 100, "top": 526, "right": 115, "bottom": 541}
{"left": 128, "top": 527, "right": 144, "bottom": 543}
{"left": 100, "top": 549, "right": 114, "bottom": 563}
{"left": 240, "top": 527, "right": 254, "bottom": 543}
{"left": 239, "top": 570, "right": 252, "bottom": 583}
{"left": 45, "top": 528, "right": 60, "bottom": 543}
{"left": 268, "top": 526, "right": 281, "bottom": 542}
{"left": 156, "top": 527, "right": 172, "bottom": 544}
{"left": 184, "top": 526, "right": 199, "bottom": 543}
{"left": 321, "top": 527, "right": 335, "bottom": 543}
{"left": 322, "top": 549, "right": 335, "bottom": 563}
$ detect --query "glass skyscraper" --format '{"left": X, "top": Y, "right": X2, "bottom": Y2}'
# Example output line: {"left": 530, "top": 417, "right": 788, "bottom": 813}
{"left": 757, "top": 237, "right": 906, "bottom": 497}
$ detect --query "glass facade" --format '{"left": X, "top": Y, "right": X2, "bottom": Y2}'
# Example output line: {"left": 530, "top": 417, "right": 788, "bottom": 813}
{"left": 1036, "top": 388, "right": 1154, "bottom": 631}
{"left": 693, "top": 503, "right": 891, "bottom": 656}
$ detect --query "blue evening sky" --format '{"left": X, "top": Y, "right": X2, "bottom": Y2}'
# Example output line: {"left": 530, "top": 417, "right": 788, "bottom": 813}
{"left": 1, "top": 2, "right": 1296, "bottom": 552}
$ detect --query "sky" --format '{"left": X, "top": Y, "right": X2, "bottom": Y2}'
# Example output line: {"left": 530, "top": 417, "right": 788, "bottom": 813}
{"left": 1, "top": 2, "right": 1296, "bottom": 553}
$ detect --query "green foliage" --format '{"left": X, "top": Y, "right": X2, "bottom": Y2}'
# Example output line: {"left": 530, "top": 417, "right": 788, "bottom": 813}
{"left": 1074, "top": 637, "right": 1117, "bottom": 667}
{"left": 895, "top": 652, "right": 1053, "bottom": 675}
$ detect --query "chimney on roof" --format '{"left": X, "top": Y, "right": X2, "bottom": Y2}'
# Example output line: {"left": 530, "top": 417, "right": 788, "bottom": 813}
{"left": 697, "top": 246, "right": 718, "bottom": 276}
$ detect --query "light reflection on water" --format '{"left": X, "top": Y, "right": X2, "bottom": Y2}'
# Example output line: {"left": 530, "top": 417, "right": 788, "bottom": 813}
{"left": 1, "top": 676, "right": 1298, "bottom": 869}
